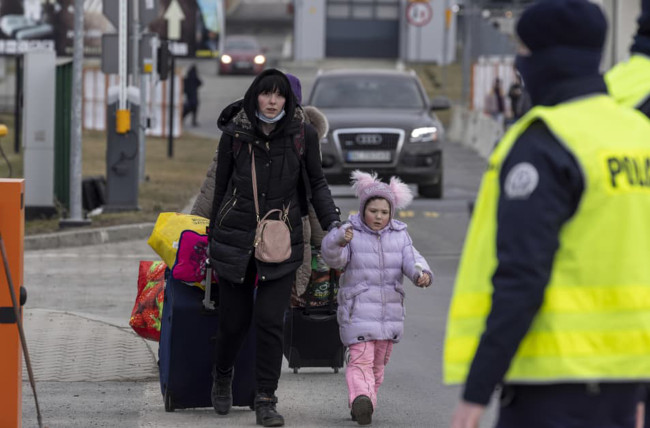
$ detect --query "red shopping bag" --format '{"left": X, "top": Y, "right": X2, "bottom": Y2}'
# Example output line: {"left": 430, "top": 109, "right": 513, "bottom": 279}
{"left": 129, "top": 260, "right": 166, "bottom": 341}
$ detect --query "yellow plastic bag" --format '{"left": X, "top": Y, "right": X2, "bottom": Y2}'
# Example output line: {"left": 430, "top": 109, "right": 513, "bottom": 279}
{"left": 147, "top": 212, "right": 210, "bottom": 268}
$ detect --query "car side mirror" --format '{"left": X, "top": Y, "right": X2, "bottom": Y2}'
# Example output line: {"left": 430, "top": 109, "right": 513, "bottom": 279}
{"left": 430, "top": 96, "right": 451, "bottom": 111}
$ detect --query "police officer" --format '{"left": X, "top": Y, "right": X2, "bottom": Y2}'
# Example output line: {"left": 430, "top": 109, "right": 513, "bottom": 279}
{"left": 444, "top": 1, "right": 650, "bottom": 427}
{"left": 606, "top": 0, "right": 650, "bottom": 117}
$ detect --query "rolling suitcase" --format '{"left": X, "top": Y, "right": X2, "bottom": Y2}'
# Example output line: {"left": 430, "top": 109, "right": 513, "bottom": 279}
{"left": 283, "top": 266, "right": 345, "bottom": 374}
{"left": 158, "top": 264, "right": 256, "bottom": 412}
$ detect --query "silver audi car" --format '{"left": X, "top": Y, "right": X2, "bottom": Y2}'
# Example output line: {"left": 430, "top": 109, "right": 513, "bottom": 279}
{"left": 307, "top": 69, "right": 450, "bottom": 198}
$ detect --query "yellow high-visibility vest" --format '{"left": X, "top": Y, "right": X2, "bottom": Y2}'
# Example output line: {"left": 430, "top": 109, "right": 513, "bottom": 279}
{"left": 444, "top": 94, "right": 650, "bottom": 384}
{"left": 606, "top": 54, "right": 650, "bottom": 109}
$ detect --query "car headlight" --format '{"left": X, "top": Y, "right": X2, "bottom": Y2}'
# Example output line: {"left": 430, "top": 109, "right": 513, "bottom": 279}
{"left": 221, "top": 54, "right": 232, "bottom": 64}
{"left": 254, "top": 55, "right": 266, "bottom": 65}
{"left": 410, "top": 127, "right": 438, "bottom": 143}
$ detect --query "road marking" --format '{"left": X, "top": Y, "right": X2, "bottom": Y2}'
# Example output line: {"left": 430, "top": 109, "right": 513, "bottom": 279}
{"left": 424, "top": 211, "right": 440, "bottom": 218}
{"left": 398, "top": 210, "right": 414, "bottom": 218}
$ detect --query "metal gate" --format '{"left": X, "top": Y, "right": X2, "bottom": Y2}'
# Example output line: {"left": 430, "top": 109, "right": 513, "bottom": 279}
{"left": 326, "top": 0, "right": 400, "bottom": 58}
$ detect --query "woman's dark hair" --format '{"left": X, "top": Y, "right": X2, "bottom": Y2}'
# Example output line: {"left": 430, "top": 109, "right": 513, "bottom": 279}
{"left": 251, "top": 73, "right": 292, "bottom": 101}
{"left": 242, "top": 69, "right": 296, "bottom": 131}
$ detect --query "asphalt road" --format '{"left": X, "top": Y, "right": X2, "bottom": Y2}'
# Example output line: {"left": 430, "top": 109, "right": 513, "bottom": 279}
{"left": 21, "top": 138, "right": 500, "bottom": 428}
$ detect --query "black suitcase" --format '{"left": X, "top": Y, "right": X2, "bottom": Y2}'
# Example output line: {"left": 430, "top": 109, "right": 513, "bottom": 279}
{"left": 159, "top": 266, "right": 256, "bottom": 411}
{"left": 283, "top": 269, "right": 345, "bottom": 374}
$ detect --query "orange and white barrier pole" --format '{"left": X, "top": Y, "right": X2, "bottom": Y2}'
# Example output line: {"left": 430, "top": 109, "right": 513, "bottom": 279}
{"left": 0, "top": 179, "right": 25, "bottom": 428}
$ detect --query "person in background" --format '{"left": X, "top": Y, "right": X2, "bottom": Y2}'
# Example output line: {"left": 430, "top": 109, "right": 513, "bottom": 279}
{"left": 507, "top": 72, "right": 531, "bottom": 122}
{"left": 444, "top": 1, "right": 650, "bottom": 427}
{"left": 606, "top": 0, "right": 650, "bottom": 117}
{"left": 321, "top": 170, "right": 432, "bottom": 426}
{"left": 205, "top": 69, "right": 340, "bottom": 427}
{"left": 507, "top": 73, "right": 523, "bottom": 119}
{"left": 182, "top": 64, "right": 203, "bottom": 127}
{"left": 284, "top": 72, "right": 334, "bottom": 306}
{"left": 484, "top": 77, "right": 506, "bottom": 128}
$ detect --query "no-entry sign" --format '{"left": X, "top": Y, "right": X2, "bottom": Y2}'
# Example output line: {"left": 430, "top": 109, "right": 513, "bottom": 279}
{"left": 407, "top": 1, "right": 433, "bottom": 27}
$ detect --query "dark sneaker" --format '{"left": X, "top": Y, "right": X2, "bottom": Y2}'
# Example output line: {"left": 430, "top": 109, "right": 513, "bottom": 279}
{"left": 351, "top": 395, "right": 373, "bottom": 426}
{"left": 255, "top": 392, "right": 285, "bottom": 427}
{"left": 211, "top": 368, "right": 233, "bottom": 415}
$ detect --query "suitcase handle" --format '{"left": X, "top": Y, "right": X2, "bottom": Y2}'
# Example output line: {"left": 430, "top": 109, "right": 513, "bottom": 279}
{"left": 202, "top": 259, "right": 216, "bottom": 311}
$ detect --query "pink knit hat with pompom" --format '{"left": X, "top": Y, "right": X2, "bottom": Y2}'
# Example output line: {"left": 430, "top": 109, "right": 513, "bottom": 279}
{"left": 351, "top": 170, "right": 413, "bottom": 218}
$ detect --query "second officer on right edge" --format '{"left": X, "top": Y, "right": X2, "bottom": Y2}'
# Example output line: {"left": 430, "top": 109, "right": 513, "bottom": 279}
{"left": 444, "top": 1, "right": 650, "bottom": 427}
{"left": 606, "top": 0, "right": 650, "bottom": 117}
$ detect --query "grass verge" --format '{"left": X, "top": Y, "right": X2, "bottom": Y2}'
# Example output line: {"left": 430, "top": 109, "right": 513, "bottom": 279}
{"left": 0, "top": 114, "right": 217, "bottom": 235}
{"left": 410, "top": 61, "right": 463, "bottom": 128}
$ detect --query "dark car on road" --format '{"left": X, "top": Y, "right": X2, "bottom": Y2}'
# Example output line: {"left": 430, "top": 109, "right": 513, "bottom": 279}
{"left": 307, "top": 69, "right": 450, "bottom": 198}
{"left": 218, "top": 35, "right": 266, "bottom": 75}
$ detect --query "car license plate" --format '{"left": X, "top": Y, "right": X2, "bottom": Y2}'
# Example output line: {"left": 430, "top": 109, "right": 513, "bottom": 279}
{"left": 346, "top": 151, "right": 391, "bottom": 162}
{"left": 235, "top": 61, "right": 251, "bottom": 68}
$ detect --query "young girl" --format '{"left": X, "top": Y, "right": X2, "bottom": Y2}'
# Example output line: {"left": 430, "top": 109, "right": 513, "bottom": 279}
{"left": 321, "top": 170, "right": 433, "bottom": 426}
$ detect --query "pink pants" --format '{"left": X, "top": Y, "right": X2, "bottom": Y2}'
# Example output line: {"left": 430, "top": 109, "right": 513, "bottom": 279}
{"left": 346, "top": 340, "right": 394, "bottom": 409}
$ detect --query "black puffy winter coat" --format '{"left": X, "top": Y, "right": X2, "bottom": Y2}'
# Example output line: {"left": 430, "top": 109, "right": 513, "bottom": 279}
{"left": 209, "top": 70, "right": 340, "bottom": 284}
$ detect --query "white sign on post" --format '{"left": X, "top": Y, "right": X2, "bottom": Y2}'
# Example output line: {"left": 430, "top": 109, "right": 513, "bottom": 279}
{"left": 406, "top": 1, "right": 433, "bottom": 27}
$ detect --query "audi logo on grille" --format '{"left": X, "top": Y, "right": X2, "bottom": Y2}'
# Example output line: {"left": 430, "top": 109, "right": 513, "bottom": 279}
{"left": 355, "top": 134, "right": 383, "bottom": 145}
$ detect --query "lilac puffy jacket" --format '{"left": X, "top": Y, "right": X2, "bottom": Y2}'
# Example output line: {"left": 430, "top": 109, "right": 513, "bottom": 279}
{"left": 321, "top": 214, "right": 432, "bottom": 346}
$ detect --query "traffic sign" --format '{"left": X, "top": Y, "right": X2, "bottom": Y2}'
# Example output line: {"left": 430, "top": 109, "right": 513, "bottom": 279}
{"left": 103, "top": 0, "right": 158, "bottom": 29}
{"left": 407, "top": 1, "right": 433, "bottom": 27}
{"left": 164, "top": 0, "right": 186, "bottom": 41}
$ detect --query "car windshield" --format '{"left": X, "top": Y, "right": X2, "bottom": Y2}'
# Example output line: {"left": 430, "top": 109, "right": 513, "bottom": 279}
{"left": 311, "top": 75, "right": 425, "bottom": 109}
{"left": 225, "top": 39, "right": 258, "bottom": 51}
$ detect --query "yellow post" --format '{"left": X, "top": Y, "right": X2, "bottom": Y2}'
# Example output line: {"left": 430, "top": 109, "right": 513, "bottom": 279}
{"left": 0, "top": 179, "right": 25, "bottom": 428}
{"left": 116, "top": 109, "right": 131, "bottom": 134}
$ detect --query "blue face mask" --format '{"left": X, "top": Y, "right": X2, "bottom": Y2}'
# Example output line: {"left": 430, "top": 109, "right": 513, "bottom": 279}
{"left": 256, "top": 109, "right": 286, "bottom": 124}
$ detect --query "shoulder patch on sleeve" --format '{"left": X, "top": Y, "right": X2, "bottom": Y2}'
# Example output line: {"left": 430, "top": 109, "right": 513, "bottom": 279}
{"left": 503, "top": 162, "right": 539, "bottom": 199}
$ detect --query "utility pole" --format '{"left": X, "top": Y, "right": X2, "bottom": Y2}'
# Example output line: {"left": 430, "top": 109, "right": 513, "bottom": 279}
{"left": 132, "top": 0, "right": 146, "bottom": 183}
{"left": 461, "top": 3, "right": 474, "bottom": 106}
{"left": 60, "top": 0, "right": 90, "bottom": 227}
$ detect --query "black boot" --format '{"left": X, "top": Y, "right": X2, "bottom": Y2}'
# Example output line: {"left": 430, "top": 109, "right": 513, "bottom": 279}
{"left": 255, "top": 392, "right": 284, "bottom": 427}
{"left": 211, "top": 367, "right": 232, "bottom": 415}
{"left": 351, "top": 395, "right": 373, "bottom": 426}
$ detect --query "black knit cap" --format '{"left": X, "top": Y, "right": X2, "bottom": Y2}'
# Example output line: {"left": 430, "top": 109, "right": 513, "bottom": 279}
{"left": 516, "top": 0, "right": 607, "bottom": 53}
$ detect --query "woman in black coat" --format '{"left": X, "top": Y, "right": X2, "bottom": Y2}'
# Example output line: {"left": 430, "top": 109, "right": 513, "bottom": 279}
{"left": 208, "top": 69, "right": 340, "bottom": 427}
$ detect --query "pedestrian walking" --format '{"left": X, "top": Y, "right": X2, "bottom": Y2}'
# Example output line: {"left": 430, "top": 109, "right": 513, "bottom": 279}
{"left": 507, "top": 73, "right": 531, "bottom": 122}
{"left": 190, "top": 72, "right": 333, "bottom": 309}
{"left": 206, "top": 69, "right": 341, "bottom": 427}
{"left": 321, "top": 170, "right": 433, "bottom": 426}
{"left": 484, "top": 77, "right": 506, "bottom": 128}
{"left": 284, "top": 72, "right": 333, "bottom": 305}
{"left": 444, "top": 1, "right": 650, "bottom": 428}
{"left": 606, "top": 0, "right": 650, "bottom": 117}
{"left": 182, "top": 64, "right": 203, "bottom": 127}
